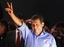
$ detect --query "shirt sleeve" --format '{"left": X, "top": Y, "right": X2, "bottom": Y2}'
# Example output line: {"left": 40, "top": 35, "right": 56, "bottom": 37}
{"left": 18, "top": 22, "right": 31, "bottom": 39}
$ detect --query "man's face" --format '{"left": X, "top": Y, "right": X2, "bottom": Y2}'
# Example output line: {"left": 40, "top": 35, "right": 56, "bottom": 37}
{"left": 31, "top": 18, "right": 44, "bottom": 36}
{"left": 0, "top": 25, "right": 5, "bottom": 35}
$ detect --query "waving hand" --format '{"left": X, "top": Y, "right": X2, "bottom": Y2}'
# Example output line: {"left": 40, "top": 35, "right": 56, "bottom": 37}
{"left": 5, "top": 2, "right": 22, "bottom": 26}
{"left": 5, "top": 2, "right": 13, "bottom": 16}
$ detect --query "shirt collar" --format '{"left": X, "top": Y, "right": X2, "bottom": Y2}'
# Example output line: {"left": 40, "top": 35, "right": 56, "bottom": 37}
{"left": 40, "top": 29, "right": 46, "bottom": 36}
{"left": 16, "top": 29, "right": 20, "bottom": 34}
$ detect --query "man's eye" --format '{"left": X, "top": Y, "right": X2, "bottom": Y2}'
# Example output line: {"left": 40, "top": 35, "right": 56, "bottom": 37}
{"left": 36, "top": 24, "right": 39, "bottom": 26}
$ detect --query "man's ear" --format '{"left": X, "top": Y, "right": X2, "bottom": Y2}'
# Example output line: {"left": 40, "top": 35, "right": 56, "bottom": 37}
{"left": 42, "top": 22, "right": 44, "bottom": 27}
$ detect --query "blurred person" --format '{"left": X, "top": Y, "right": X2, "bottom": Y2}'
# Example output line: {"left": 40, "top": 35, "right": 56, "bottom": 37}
{"left": 51, "top": 26, "right": 57, "bottom": 37}
{"left": 8, "top": 21, "right": 16, "bottom": 31}
{"left": 54, "top": 21, "right": 64, "bottom": 47}
{"left": 0, "top": 20, "right": 8, "bottom": 47}
{"left": 51, "top": 21, "right": 64, "bottom": 47}
{"left": 4, "top": 13, "right": 25, "bottom": 47}
{"left": 4, "top": 28, "right": 25, "bottom": 47}
{"left": 5, "top": 2, "right": 57, "bottom": 47}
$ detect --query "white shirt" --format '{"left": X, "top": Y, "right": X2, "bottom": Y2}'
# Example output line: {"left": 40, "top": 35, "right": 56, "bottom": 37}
{"left": 16, "top": 29, "right": 21, "bottom": 42}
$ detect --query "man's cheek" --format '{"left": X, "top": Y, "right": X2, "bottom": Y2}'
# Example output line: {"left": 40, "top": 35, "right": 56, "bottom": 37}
{"left": 38, "top": 27, "right": 41, "bottom": 29}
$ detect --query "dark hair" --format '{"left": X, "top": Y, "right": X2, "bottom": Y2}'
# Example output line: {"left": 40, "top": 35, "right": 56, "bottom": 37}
{"left": 55, "top": 21, "right": 64, "bottom": 29}
{"left": 8, "top": 21, "right": 16, "bottom": 31}
{"left": 31, "top": 14, "right": 44, "bottom": 23}
{"left": 55, "top": 21, "right": 64, "bottom": 36}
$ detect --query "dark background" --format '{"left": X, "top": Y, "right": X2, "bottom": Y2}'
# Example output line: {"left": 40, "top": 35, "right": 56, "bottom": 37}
{"left": 0, "top": 0, "right": 64, "bottom": 28}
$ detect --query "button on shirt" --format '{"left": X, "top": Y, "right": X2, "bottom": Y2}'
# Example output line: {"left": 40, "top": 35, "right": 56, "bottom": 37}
{"left": 18, "top": 22, "right": 57, "bottom": 47}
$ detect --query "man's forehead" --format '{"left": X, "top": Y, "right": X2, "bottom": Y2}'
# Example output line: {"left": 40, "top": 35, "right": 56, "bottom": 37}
{"left": 32, "top": 19, "right": 41, "bottom": 24}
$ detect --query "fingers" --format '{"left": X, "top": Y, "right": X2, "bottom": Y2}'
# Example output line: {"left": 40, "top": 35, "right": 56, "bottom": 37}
{"left": 5, "top": 8, "right": 11, "bottom": 12}
{"left": 7, "top": 2, "right": 13, "bottom": 10}
{"left": 10, "top": 2, "right": 13, "bottom": 10}
{"left": 5, "top": 2, "right": 13, "bottom": 15}
{"left": 7, "top": 2, "right": 10, "bottom": 8}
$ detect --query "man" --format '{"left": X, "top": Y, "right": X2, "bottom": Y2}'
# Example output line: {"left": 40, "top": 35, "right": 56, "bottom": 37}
{"left": 0, "top": 20, "right": 8, "bottom": 47}
{"left": 4, "top": 28, "right": 24, "bottom": 47}
{"left": 51, "top": 21, "right": 64, "bottom": 47}
{"left": 4, "top": 14, "right": 25, "bottom": 47}
{"left": 5, "top": 2, "right": 57, "bottom": 47}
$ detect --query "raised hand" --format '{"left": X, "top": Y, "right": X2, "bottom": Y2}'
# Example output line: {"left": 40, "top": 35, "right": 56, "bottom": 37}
{"left": 5, "top": 2, "right": 14, "bottom": 16}
{"left": 5, "top": 2, "right": 22, "bottom": 26}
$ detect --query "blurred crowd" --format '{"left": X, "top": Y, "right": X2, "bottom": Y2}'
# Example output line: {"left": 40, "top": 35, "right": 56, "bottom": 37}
{"left": 0, "top": 17, "right": 64, "bottom": 47}
{"left": 0, "top": 2, "right": 64, "bottom": 47}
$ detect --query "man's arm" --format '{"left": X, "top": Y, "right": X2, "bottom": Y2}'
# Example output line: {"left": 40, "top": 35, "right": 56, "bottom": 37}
{"left": 5, "top": 2, "right": 22, "bottom": 26}
{"left": 5, "top": 2, "right": 31, "bottom": 39}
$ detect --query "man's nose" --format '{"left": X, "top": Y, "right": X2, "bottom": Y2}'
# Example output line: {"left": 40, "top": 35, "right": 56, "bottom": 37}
{"left": 34, "top": 25, "right": 37, "bottom": 29}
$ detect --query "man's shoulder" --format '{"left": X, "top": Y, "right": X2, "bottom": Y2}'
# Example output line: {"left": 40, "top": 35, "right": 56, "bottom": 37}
{"left": 6, "top": 30, "right": 16, "bottom": 36}
{"left": 44, "top": 31, "right": 54, "bottom": 38}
